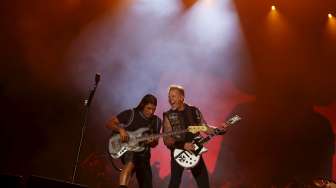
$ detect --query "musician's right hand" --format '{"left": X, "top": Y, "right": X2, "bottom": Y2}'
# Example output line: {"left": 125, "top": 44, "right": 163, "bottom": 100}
{"left": 184, "top": 142, "right": 195, "bottom": 153}
{"left": 119, "top": 129, "right": 129, "bottom": 142}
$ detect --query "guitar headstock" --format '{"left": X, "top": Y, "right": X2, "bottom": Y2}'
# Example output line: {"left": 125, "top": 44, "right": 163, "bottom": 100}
{"left": 223, "top": 115, "right": 242, "bottom": 128}
{"left": 188, "top": 125, "right": 208, "bottom": 134}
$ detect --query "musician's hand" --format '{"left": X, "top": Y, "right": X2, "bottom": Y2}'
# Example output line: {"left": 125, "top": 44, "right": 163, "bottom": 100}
{"left": 147, "top": 137, "right": 155, "bottom": 143}
{"left": 147, "top": 138, "right": 159, "bottom": 148}
{"left": 119, "top": 129, "right": 129, "bottom": 142}
{"left": 206, "top": 126, "right": 215, "bottom": 135}
{"left": 184, "top": 142, "right": 195, "bottom": 153}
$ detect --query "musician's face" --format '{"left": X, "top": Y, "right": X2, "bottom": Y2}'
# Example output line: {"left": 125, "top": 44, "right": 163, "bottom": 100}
{"left": 168, "top": 89, "right": 184, "bottom": 110}
{"left": 143, "top": 103, "right": 156, "bottom": 118}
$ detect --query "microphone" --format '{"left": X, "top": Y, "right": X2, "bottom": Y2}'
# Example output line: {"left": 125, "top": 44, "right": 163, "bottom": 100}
{"left": 95, "top": 73, "right": 101, "bottom": 85}
{"left": 84, "top": 73, "right": 101, "bottom": 106}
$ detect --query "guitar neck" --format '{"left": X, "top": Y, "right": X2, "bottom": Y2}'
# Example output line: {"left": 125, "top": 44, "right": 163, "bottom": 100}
{"left": 136, "top": 129, "right": 189, "bottom": 142}
{"left": 198, "top": 134, "right": 215, "bottom": 145}
{"left": 198, "top": 127, "right": 228, "bottom": 145}
{"left": 196, "top": 115, "right": 241, "bottom": 145}
{"left": 197, "top": 120, "right": 233, "bottom": 144}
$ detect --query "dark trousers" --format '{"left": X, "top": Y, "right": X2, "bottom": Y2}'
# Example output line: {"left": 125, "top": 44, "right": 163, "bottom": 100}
{"left": 168, "top": 152, "right": 210, "bottom": 188}
{"left": 134, "top": 160, "right": 153, "bottom": 188}
{"left": 121, "top": 151, "right": 153, "bottom": 188}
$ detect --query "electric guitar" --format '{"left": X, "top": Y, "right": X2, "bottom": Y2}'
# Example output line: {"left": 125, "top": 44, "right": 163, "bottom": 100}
{"left": 108, "top": 125, "right": 208, "bottom": 159}
{"left": 173, "top": 114, "right": 242, "bottom": 168}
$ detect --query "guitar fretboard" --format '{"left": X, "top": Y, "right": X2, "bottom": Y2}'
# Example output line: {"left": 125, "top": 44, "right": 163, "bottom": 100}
{"left": 197, "top": 119, "right": 236, "bottom": 145}
{"left": 135, "top": 129, "right": 189, "bottom": 142}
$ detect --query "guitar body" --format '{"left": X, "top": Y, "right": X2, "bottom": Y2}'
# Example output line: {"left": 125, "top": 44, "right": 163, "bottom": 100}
{"left": 173, "top": 145, "right": 208, "bottom": 168}
{"left": 173, "top": 114, "right": 242, "bottom": 168}
{"left": 108, "top": 127, "right": 149, "bottom": 159}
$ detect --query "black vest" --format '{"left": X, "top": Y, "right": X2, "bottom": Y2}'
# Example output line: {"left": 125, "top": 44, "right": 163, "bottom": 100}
{"left": 164, "top": 104, "right": 203, "bottom": 142}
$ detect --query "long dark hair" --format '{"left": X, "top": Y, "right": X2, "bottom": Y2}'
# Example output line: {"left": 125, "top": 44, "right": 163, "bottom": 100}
{"left": 135, "top": 94, "right": 157, "bottom": 111}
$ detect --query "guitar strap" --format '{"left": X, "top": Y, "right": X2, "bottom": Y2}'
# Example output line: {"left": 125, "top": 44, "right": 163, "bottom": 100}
{"left": 126, "top": 109, "right": 135, "bottom": 127}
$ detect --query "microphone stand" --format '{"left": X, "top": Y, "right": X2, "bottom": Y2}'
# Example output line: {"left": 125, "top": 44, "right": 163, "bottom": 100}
{"left": 71, "top": 73, "right": 101, "bottom": 183}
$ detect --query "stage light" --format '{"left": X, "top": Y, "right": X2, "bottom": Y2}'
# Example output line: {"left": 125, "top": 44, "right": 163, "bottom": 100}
{"left": 271, "top": 5, "right": 276, "bottom": 11}
{"left": 326, "top": 12, "right": 336, "bottom": 38}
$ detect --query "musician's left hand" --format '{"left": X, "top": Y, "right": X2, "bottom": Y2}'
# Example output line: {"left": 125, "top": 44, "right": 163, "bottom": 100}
{"left": 147, "top": 138, "right": 159, "bottom": 147}
{"left": 205, "top": 126, "right": 215, "bottom": 135}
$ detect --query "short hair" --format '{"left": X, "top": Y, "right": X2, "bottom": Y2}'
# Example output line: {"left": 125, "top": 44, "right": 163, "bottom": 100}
{"left": 168, "top": 85, "right": 185, "bottom": 97}
{"left": 135, "top": 94, "right": 157, "bottom": 111}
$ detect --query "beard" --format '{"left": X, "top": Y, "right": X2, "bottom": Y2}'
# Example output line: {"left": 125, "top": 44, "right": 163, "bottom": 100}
{"left": 169, "top": 100, "right": 177, "bottom": 110}
{"left": 170, "top": 100, "right": 183, "bottom": 111}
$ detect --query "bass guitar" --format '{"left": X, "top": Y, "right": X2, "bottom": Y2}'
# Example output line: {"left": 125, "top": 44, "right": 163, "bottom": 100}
{"left": 108, "top": 125, "right": 208, "bottom": 159}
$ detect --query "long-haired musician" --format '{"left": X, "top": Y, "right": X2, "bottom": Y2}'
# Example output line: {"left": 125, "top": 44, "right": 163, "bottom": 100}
{"left": 106, "top": 94, "right": 161, "bottom": 188}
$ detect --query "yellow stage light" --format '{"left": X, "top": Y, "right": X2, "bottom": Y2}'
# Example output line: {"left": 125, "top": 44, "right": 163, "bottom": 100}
{"left": 271, "top": 5, "right": 276, "bottom": 11}
{"left": 328, "top": 13, "right": 333, "bottom": 19}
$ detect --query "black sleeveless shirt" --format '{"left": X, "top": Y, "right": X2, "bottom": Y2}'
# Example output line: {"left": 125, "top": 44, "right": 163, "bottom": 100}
{"left": 163, "top": 104, "right": 206, "bottom": 147}
{"left": 117, "top": 108, "right": 161, "bottom": 134}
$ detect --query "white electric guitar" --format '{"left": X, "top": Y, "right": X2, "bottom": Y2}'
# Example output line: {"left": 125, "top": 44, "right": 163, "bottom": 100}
{"left": 108, "top": 125, "right": 208, "bottom": 159}
{"left": 173, "top": 115, "right": 242, "bottom": 168}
